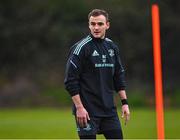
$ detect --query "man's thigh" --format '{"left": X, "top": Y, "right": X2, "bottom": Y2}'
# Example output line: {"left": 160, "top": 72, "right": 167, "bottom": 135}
{"left": 100, "top": 115, "right": 122, "bottom": 132}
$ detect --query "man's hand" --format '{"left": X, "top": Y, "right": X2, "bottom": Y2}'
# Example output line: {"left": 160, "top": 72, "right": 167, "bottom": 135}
{"left": 72, "top": 94, "right": 90, "bottom": 127}
{"left": 76, "top": 106, "right": 90, "bottom": 128}
{"left": 121, "top": 104, "right": 130, "bottom": 125}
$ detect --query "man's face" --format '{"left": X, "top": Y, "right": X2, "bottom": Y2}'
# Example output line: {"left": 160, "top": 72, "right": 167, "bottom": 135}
{"left": 89, "top": 15, "right": 110, "bottom": 39}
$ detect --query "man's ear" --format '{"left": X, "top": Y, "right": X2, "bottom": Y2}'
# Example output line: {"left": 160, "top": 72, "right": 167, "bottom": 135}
{"left": 106, "top": 22, "right": 110, "bottom": 29}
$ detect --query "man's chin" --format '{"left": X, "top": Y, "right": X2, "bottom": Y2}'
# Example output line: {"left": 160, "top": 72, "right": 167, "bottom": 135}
{"left": 93, "top": 34, "right": 103, "bottom": 39}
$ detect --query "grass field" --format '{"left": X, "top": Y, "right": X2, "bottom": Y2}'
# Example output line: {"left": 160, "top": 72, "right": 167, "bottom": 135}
{"left": 0, "top": 108, "right": 179, "bottom": 139}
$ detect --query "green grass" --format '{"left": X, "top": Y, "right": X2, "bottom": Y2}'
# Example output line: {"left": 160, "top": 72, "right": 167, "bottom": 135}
{"left": 0, "top": 108, "right": 179, "bottom": 139}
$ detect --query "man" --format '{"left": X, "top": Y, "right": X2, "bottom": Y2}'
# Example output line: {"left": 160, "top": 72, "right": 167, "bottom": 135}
{"left": 64, "top": 9, "right": 130, "bottom": 139}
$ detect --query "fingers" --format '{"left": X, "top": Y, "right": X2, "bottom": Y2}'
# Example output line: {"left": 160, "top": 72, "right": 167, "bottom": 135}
{"left": 84, "top": 116, "right": 87, "bottom": 127}
{"left": 121, "top": 105, "right": 130, "bottom": 125}
{"left": 121, "top": 110, "right": 124, "bottom": 118}
{"left": 77, "top": 117, "right": 86, "bottom": 127}
{"left": 77, "top": 117, "right": 82, "bottom": 127}
{"left": 77, "top": 112, "right": 90, "bottom": 128}
{"left": 126, "top": 112, "right": 130, "bottom": 121}
{"left": 122, "top": 112, "right": 129, "bottom": 126}
{"left": 124, "top": 113, "right": 130, "bottom": 125}
{"left": 86, "top": 113, "right": 90, "bottom": 121}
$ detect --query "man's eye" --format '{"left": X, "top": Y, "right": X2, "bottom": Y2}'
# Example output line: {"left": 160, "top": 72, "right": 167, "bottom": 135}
{"left": 90, "top": 22, "right": 96, "bottom": 26}
{"left": 97, "top": 22, "right": 104, "bottom": 26}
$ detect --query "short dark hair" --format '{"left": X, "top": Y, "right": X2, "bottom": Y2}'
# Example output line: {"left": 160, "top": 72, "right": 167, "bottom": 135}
{"left": 88, "top": 9, "right": 109, "bottom": 22}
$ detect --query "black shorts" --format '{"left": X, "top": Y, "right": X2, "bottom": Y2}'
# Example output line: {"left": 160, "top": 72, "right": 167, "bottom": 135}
{"left": 75, "top": 114, "right": 122, "bottom": 136}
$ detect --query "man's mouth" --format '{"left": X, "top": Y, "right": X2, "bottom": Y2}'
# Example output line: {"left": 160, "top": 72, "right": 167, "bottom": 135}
{"left": 94, "top": 31, "right": 100, "bottom": 34}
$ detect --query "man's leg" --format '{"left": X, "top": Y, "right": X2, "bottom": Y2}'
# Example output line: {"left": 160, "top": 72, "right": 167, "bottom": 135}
{"left": 100, "top": 114, "right": 123, "bottom": 139}
{"left": 103, "top": 129, "right": 123, "bottom": 139}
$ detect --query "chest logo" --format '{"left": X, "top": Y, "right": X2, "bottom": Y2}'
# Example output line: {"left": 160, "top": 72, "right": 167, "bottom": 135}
{"left": 92, "top": 50, "right": 99, "bottom": 56}
{"left": 108, "top": 49, "right": 114, "bottom": 57}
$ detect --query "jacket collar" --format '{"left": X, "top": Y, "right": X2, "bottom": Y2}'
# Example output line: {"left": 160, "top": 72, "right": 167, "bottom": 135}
{"left": 89, "top": 34, "right": 105, "bottom": 42}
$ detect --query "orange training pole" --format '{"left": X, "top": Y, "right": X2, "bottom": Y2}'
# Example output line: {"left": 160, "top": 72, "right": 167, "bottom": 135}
{"left": 151, "top": 3, "right": 165, "bottom": 139}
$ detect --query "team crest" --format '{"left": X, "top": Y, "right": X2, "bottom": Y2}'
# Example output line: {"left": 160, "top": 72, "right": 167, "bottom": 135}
{"left": 108, "top": 49, "right": 114, "bottom": 57}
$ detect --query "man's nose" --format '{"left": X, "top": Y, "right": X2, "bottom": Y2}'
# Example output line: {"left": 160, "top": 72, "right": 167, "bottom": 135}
{"left": 94, "top": 25, "right": 99, "bottom": 30}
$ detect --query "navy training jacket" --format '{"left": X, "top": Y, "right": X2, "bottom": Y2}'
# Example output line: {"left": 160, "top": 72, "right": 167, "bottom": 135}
{"left": 64, "top": 34, "right": 126, "bottom": 117}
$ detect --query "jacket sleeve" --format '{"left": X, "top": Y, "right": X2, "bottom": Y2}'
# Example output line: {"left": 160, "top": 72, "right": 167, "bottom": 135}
{"left": 113, "top": 45, "right": 126, "bottom": 92}
{"left": 64, "top": 45, "right": 84, "bottom": 97}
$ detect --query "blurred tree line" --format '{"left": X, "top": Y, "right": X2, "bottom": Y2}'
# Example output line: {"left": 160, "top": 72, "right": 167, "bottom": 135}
{"left": 0, "top": 0, "right": 179, "bottom": 107}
